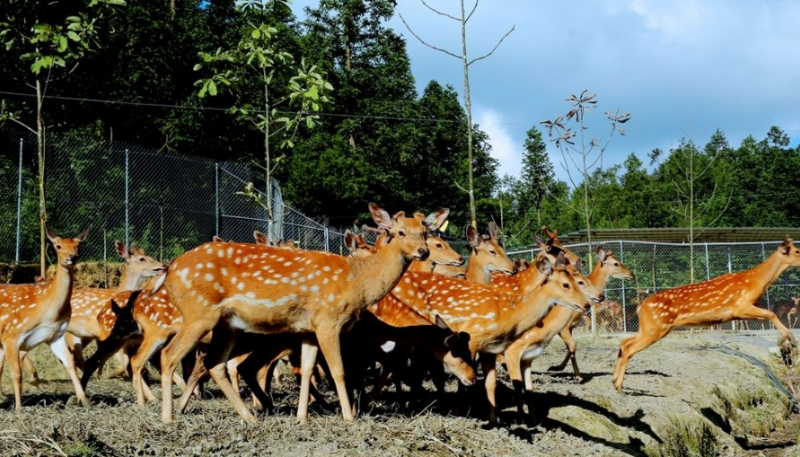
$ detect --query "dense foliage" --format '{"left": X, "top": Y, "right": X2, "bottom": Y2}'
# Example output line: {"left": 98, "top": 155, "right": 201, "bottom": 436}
{"left": 1, "top": 0, "right": 798, "bottom": 252}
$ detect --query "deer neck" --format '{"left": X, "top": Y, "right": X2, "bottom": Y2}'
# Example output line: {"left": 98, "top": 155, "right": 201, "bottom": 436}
{"left": 348, "top": 241, "right": 410, "bottom": 308}
{"left": 748, "top": 250, "right": 790, "bottom": 294}
{"left": 588, "top": 263, "right": 611, "bottom": 290}
{"left": 504, "top": 285, "right": 556, "bottom": 338}
{"left": 466, "top": 256, "right": 491, "bottom": 284}
{"left": 515, "top": 267, "right": 547, "bottom": 295}
{"left": 117, "top": 265, "right": 145, "bottom": 292}
{"left": 43, "top": 263, "right": 76, "bottom": 312}
{"left": 409, "top": 260, "right": 434, "bottom": 274}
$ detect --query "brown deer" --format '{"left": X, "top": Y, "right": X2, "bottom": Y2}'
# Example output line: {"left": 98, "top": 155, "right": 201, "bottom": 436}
{"left": 465, "top": 223, "right": 516, "bottom": 283}
{"left": 789, "top": 296, "right": 800, "bottom": 328}
{"left": 0, "top": 227, "right": 89, "bottom": 410}
{"left": 549, "top": 247, "right": 634, "bottom": 379}
{"left": 377, "top": 252, "right": 595, "bottom": 423}
{"left": 613, "top": 238, "right": 800, "bottom": 392}
{"left": 157, "top": 203, "right": 438, "bottom": 423}
{"left": 67, "top": 242, "right": 165, "bottom": 370}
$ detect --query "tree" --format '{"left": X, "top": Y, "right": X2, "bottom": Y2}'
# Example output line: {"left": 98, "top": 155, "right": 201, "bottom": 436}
{"left": 541, "top": 91, "right": 630, "bottom": 269}
{"left": 659, "top": 138, "right": 732, "bottom": 282}
{"left": 0, "top": 0, "right": 125, "bottom": 275}
{"left": 519, "top": 126, "right": 553, "bottom": 226}
{"left": 399, "top": 0, "right": 514, "bottom": 229}
{"left": 194, "top": 0, "right": 331, "bottom": 241}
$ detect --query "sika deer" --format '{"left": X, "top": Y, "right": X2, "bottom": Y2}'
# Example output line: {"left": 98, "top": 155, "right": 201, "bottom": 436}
{"left": 465, "top": 223, "right": 516, "bottom": 284}
{"left": 613, "top": 238, "right": 800, "bottom": 393}
{"left": 0, "top": 227, "right": 89, "bottom": 410}
{"left": 158, "top": 203, "right": 438, "bottom": 423}
{"left": 549, "top": 247, "right": 634, "bottom": 379}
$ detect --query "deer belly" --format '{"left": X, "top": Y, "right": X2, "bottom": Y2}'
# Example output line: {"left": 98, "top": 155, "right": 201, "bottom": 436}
{"left": 521, "top": 344, "right": 545, "bottom": 361}
{"left": 20, "top": 321, "right": 68, "bottom": 350}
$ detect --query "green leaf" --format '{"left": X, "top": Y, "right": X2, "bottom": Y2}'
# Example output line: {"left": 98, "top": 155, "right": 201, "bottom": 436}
{"left": 306, "top": 116, "right": 314, "bottom": 129}
{"left": 251, "top": 28, "right": 261, "bottom": 39}
{"left": 57, "top": 36, "right": 68, "bottom": 52}
{"left": 208, "top": 80, "right": 217, "bottom": 96}
{"left": 67, "top": 31, "right": 80, "bottom": 42}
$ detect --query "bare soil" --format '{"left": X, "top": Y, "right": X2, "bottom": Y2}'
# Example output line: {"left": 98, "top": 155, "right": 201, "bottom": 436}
{"left": 0, "top": 331, "right": 798, "bottom": 457}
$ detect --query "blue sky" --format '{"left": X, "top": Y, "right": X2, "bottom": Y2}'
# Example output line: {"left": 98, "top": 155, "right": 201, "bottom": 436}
{"left": 290, "top": 1, "right": 800, "bottom": 183}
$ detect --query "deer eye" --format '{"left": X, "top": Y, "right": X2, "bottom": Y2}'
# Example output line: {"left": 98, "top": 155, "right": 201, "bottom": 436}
{"left": 56, "top": 245, "right": 62, "bottom": 250}
{"left": 140, "top": 257, "right": 146, "bottom": 262}
{"left": 614, "top": 262, "right": 619, "bottom": 266}
{"left": 489, "top": 250, "right": 497, "bottom": 256}
{"left": 578, "top": 281, "right": 584, "bottom": 285}
{"left": 436, "top": 243, "right": 442, "bottom": 248}
{"left": 398, "top": 230, "right": 406, "bottom": 237}
{"left": 563, "top": 283, "right": 570, "bottom": 289}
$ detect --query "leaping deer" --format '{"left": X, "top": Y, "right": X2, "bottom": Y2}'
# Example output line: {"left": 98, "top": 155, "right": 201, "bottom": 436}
{"left": 613, "top": 237, "right": 800, "bottom": 393}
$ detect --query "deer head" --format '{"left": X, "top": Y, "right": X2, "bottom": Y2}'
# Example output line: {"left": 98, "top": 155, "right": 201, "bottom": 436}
{"left": 46, "top": 226, "right": 88, "bottom": 269}
{"left": 466, "top": 225, "right": 515, "bottom": 275}
{"left": 432, "top": 315, "right": 475, "bottom": 385}
{"left": 345, "top": 231, "right": 376, "bottom": 259}
{"left": 369, "top": 203, "right": 431, "bottom": 262}
{"left": 115, "top": 241, "right": 166, "bottom": 279}
{"left": 539, "top": 226, "right": 581, "bottom": 265}
{"left": 565, "top": 257, "right": 604, "bottom": 303}
{"left": 596, "top": 246, "right": 635, "bottom": 280}
{"left": 777, "top": 238, "right": 800, "bottom": 267}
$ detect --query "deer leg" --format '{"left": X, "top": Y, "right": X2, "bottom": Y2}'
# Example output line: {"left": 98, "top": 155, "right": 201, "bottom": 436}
{"left": 204, "top": 326, "right": 256, "bottom": 423}
{"left": 297, "top": 338, "right": 319, "bottom": 423}
{"left": 502, "top": 344, "right": 526, "bottom": 418}
{"left": 107, "top": 349, "right": 132, "bottom": 379}
{"left": 478, "top": 355, "right": 499, "bottom": 424}
{"left": 132, "top": 335, "right": 168, "bottom": 408}
{"left": 20, "top": 353, "right": 41, "bottom": 387}
{"left": 560, "top": 328, "right": 583, "bottom": 381}
{"left": 238, "top": 352, "right": 274, "bottom": 413}
{"left": 314, "top": 325, "right": 353, "bottom": 422}
{"left": 81, "top": 337, "right": 127, "bottom": 389}
{"left": 549, "top": 327, "right": 576, "bottom": 373}
{"left": 177, "top": 352, "right": 211, "bottom": 414}
{"left": 735, "top": 306, "right": 797, "bottom": 364}
{"left": 613, "top": 329, "right": 669, "bottom": 393}
{"left": 65, "top": 334, "right": 86, "bottom": 373}
{"left": 160, "top": 319, "right": 213, "bottom": 424}
{"left": 3, "top": 340, "right": 24, "bottom": 411}
{"left": 227, "top": 357, "right": 241, "bottom": 394}
{"left": 49, "top": 335, "right": 91, "bottom": 407}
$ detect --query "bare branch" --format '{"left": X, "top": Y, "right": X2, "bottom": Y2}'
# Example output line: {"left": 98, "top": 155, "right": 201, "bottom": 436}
{"left": 419, "top": 0, "right": 460, "bottom": 21}
{"left": 468, "top": 25, "right": 515, "bottom": 66}
{"left": 465, "top": 0, "right": 480, "bottom": 23}
{"left": 454, "top": 179, "right": 470, "bottom": 194}
{"left": 399, "top": 13, "right": 461, "bottom": 59}
{"left": 6, "top": 117, "right": 37, "bottom": 135}
{"left": 694, "top": 190, "right": 733, "bottom": 238}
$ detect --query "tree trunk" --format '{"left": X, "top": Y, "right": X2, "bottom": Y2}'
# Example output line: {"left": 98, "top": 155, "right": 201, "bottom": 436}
{"left": 460, "top": 0, "right": 476, "bottom": 229}
{"left": 263, "top": 74, "right": 273, "bottom": 243}
{"left": 36, "top": 77, "right": 47, "bottom": 278}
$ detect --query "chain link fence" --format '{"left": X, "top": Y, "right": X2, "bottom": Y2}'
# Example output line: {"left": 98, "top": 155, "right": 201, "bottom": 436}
{"left": 507, "top": 240, "right": 800, "bottom": 334}
{"left": 3, "top": 127, "right": 799, "bottom": 335}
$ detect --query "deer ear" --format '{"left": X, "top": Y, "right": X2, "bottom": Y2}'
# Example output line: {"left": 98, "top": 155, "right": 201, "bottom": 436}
{"left": 596, "top": 246, "right": 607, "bottom": 261}
{"left": 345, "top": 230, "right": 357, "bottom": 253}
{"left": 391, "top": 211, "right": 406, "bottom": 222}
{"left": 369, "top": 203, "right": 393, "bottom": 229}
{"left": 781, "top": 238, "right": 793, "bottom": 255}
{"left": 536, "top": 256, "right": 553, "bottom": 276}
{"left": 253, "top": 231, "right": 268, "bottom": 245}
{"left": 130, "top": 244, "right": 145, "bottom": 256}
{"left": 574, "top": 258, "right": 583, "bottom": 271}
{"left": 75, "top": 227, "right": 89, "bottom": 243}
{"left": 488, "top": 221, "right": 499, "bottom": 242}
{"left": 115, "top": 240, "right": 129, "bottom": 260}
{"left": 212, "top": 236, "right": 224, "bottom": 243}
{"left": 435, "top": 314, "right": 451, "bottom": 331}
{"left": 424, "top": 208, "right": 449, "bottom": 231}
{"left": 45, "top": 226, "right": 60, "bottom": 243}
{"left": 466, "top": 226, "right": 479, "bottom": 251}
{"left": 555, "top": 252, "right": 568, "bottom": 269}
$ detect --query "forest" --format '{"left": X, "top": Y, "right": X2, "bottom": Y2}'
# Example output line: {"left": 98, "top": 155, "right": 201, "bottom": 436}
{"left": 1, "top": 0, "right": 799, "bottom": 250}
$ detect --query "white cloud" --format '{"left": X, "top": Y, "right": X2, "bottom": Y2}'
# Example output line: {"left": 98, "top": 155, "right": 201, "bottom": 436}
{"left": 625, "top": 0, "right": 710, "bottom": 41}
{"left": 475, "top": 108, "right": 520, "bottom": 179}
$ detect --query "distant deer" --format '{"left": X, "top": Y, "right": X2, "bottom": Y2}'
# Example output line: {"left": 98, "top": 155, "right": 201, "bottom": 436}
{"left": 613, "top": 238, "right": 800, "bottom": 392}
{"left": 0, "top": 227, "right": 89, "bottom": 410}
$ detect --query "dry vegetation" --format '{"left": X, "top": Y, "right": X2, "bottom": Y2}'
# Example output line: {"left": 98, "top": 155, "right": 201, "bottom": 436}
{"left": 0, "top": 332, "right": 797, "bottom": 457}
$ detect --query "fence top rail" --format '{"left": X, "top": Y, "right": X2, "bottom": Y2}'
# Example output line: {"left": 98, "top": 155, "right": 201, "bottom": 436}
{"left": 506, "top": 238, "right": 787, "bottom": 256}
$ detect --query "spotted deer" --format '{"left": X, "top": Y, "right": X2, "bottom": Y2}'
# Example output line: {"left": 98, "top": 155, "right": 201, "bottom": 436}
{"left": 789, "top": 296, "right": 800, "bottom": 328}
{"left": 380, "top": 252, "right": 594, "bottom": 423}
{"left": 549, "top": 247, "right": 634, "bottom": 379}
{"left": 0, "top": 227, "right": 89, "bottom": 410}
{"left": 465, "top": 223, "right": 516, "bottom": 283}
{"left": 157, "top": 203, "right": 438, "bottom": 423}
{"left": 67, "top": 242, "right": 165, "bottom": 371}
{"left": 85, "top": 230, "right": 273, "bottom": 405}
{"left": 613, "top": 238, "right": 800, "bottom": 393}
{"left": 500, "top": 256, "right": 606, "bottom": 421}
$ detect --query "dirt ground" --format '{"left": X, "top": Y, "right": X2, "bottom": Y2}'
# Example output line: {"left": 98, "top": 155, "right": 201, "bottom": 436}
{"left": 0, "top": 331, "right": 798, "bottom": 457}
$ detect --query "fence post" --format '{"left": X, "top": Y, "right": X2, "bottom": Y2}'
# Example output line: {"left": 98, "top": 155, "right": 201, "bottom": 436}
{"left": 761, "top": 243, "right": 771, "bottom": 320}
{"left": 728, "top": 246, "right": 735, "bottom": 331}
{"left": 215, "top": 162, "right": 220, "bottom": 236}
{"left": 324, "top": 227, "right": 330, "bottom": 252}
{"left": 15, "top": 138, "right": 23, "bottom": 263}
{"left": 704, "top": 243, "right": 710, "bottom": 280}
{"left": 619, "top": 240, "right": 627, "bottom": 333}
{"left": 124, "top": 148, "right": 130, "bottom": 248}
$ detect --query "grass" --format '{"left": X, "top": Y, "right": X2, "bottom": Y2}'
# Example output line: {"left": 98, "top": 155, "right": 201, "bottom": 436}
{"left": 644, "top": 415, "right": 718, "bottom": 457}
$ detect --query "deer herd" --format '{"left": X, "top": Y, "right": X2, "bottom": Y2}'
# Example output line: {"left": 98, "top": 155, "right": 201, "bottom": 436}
{"left": 0, "top": 203, "right": 797, "bottom": 426}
